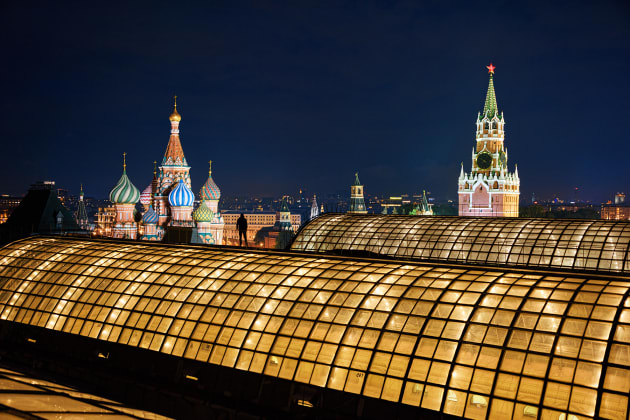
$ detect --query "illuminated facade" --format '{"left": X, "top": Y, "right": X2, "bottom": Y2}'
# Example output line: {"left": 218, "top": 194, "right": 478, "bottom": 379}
{"left": 75, "top": 184, "right": 89, "bottom": 230}
{"left": 108, "top": 154, "right": 140, "bottom": 239}
{"left": 155, "top": 97, "right": 191, "bottom": 227}
{"left": 311, "top": 194, "right": 319, "bottom": 220}
{"left": 0, "top": 235, "right": 629, "bottom": 419}
{"left": 349, "top": 172, "right": 367, "bottom": 214}
{"left": 459, "top": 64, "right": 520, "bottom": 217}
{"left": 102, "top": 99, "right": 224, "bottom": 244}
{"left": 222, "top": 211, "right": 301, "bottom": 246}
{"left": 601, "top": 204, "right": 630, "bottom": 221}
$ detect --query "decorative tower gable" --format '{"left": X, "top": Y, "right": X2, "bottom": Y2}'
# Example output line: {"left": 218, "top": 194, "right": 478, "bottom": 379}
{"left": 458, "top": 64, "right": 520, "bottom": 217}
{"left": 349, "top": 172, "right": 367, "bottom": 214}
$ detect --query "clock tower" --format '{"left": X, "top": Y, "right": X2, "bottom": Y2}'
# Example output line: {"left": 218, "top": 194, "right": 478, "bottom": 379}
{"left": 458, "top": 64, "right": 520, "bottom": 217}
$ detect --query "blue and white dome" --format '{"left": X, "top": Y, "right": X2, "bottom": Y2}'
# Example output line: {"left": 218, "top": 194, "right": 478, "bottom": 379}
{"left": 142, "top": 205, "right": 159, "bottom": 224}
{"left": 168, "top": 180, "right": 194, "bottom": 207}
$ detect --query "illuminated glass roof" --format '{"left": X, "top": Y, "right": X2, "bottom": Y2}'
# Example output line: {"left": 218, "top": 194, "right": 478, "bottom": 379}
{"left": 0, "top": 237, "right": 629, "bottom": 419}
{"left": 0, "top": 364, "right": 171, "bottom": 419}
{"left": 291, "top": 214, "right": 630, "bottom": 274}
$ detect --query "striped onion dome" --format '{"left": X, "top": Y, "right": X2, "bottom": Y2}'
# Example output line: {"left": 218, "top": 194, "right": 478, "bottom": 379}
{"left": 142, "top": 205, "right": 159, "bottom": 224}
{"left": 193, "top": 202, "right": 214, "bottom": 223}
{"left": 200, "top": 161, "right": 221, "bottom": 201}
{"left": 168, "top": 180, "right": 194, "bottom": 207}
{"left": 139, "top": 184, "right": 152, "bottom": 206}
{"left": 109, "top": 169, "right": 140, "bottom": 204}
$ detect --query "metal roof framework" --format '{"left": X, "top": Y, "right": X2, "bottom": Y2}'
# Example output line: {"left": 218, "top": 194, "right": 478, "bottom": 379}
{"left": 0, "top": 236, "right": 629, "bottom": 419}
{"left": 290, "top": 214, "right": 630, "bottom": 274}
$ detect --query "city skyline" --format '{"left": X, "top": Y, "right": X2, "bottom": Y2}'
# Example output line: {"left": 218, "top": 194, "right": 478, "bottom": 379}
{"left": 2, "top": 1, "right": 629, "bottom": 202}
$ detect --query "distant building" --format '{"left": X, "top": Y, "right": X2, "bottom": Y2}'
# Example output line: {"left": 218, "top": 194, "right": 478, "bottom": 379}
{"left": 410, "top": 190, "right": 433, "bottom": 215}
{"left": 601, "top": 203, "right": 630, "bottom": 221}
{"left": 75, "top": 184, "right": 90, "bottom": 231}
{"left": 94, "top": 206, "right": 115, "bottom": 237}
{"left": 0, "top": 195, "right": 22, "bottom": 224}
{"left": 348, "top": 172, "right": 367, "bottom": 214}
{"left": 615, "top": 192, "right": 626, "bottom": 204}
{"left": 458, "top": 64, "right": 519, "bottom": 217}
{"left": 0, "top": 181, "right": 80, "bottom": 244}
{"left": 310, "top": 194, "right": 319, "bottom": 220}
{"left": 222, "top": 208, "right": 301, "bottom": 247}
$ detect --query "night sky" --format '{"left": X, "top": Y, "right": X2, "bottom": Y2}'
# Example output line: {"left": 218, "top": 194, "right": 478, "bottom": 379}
{"left": 2, "top": 1, "right": 629, "bottom": 202}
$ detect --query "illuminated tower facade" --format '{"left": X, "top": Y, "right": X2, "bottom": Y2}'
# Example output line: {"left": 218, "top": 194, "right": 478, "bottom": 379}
{"left": 109, "top": 154, "right": 140, "bottom": 239}
{"left": 310, "top": 194, "right": 319, "bottom": 220}
{"left": 198, "top": 161, "right": 224, "bottom": 244}
{"left": 458, "top": 64, "right": 520, "bottom": 217}
{"left": 76, "top": 184, "right": 89, "bottom": 230}
{"left": 348, "top": 172, "right": 367, "bottom": 214}
{"left": 155, "top": 97, "right": 191, "bottom": 226}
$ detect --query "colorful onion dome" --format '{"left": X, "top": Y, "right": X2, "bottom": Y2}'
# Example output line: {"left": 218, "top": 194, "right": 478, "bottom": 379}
{"left": 200, "top": 161, "right": 221, "bottom": 201}
{"left": 193, "top": 202, "right": 214, "bottom": 223}
{"left": 169, "top": 96, "right": 181, "bottom": 122}
{"left": 140, "top": 184, "right": 153, "bottom": 206}
{"left": 168, "top": 180, "right": 194, "bottom": 207}
{"left": 142, "top": 205, "right": 158, "bottom": 224}
{"left": 109, "top": 154, "right": 140, "bottom": 204}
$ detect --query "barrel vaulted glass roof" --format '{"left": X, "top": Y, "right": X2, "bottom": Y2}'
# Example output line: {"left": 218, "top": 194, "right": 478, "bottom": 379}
{"left": 291, "top": 214, "right": 630, "bottom": 274}
{"left": 0, "top": 237, "right": 630, "bottom": 419}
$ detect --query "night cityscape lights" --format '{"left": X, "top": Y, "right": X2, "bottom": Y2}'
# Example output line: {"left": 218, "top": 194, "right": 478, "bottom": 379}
{"left": 1, "top": 2, "right": 629, "bottom": 420}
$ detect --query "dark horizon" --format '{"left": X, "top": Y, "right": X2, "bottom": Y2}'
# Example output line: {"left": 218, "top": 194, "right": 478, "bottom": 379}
{"left": 2, "top": 1, "right": 629, "bottom": 202}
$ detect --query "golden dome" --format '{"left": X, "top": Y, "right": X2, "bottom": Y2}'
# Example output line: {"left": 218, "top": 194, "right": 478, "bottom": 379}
{"left": 169, "top": 95, "right": 181, "bottom": 122}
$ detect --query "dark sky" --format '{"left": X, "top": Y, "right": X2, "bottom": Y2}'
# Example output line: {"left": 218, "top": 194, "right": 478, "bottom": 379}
{"left": 2, "top": 1, "right": 629, "bottom": 202}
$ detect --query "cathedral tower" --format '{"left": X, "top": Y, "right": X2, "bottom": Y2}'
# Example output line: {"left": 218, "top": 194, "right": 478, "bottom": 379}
{"left": 458, "top": 64, "right": 520, "bottom": 217}
{"left": 155, "top": 97, "right": 191, "bottom": 226}
{"left": 109, "top": 153, "right": 140, "bottom": 239}
{"left": 348, "top": 172, "right": 367, "bottom": 214}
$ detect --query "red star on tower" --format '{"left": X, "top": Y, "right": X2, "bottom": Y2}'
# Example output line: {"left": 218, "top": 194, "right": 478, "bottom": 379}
{"left": 486, "top": 63, "right": 496, "bottom": 74}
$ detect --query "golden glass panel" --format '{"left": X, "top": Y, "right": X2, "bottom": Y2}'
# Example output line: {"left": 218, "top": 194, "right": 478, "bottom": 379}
{"left": 516, "top": 377, "right": 543, "bottom": 404}
{"left": 443, "top": 389, "right": 466, "bottom": 416}
{"left": 456, "top": 344, "right": 479, "bottom": 366}
{"left": 401, "top": 381, "right": 424, "bottom": 406}
{"left": 599, "top": 392, "right": 628, "bottom": 420}
{"left": 449, "top": 365, "right": 473, "bottom": 390}
{"left": 427, "top": 361, "right": 450, "bottom": 385}
{"left": 604, "top": 366, "right": 630, "bottom": 393}
{"left": 421, "top": 385, "right": 444, "bottom": 411}
{"left": 494, "top": 373, "right": 519, "bottom": 399}
{"left": 350, "top": 349, "right": 372, "bottom": 371}
{"left": 569, "top": 386, "right": 596, "bottom": 417}
{"left": 470, "top": 369, "right": 494, "bottom": 394}
{"left": 543, "top": 381, "right": 570, "bottom": 410}
{"left": 477, "top": 347, "right": 501, "bottom": 369}
{"left": 464, "top": 324, "right": 487, "bottom": 343}
{"left": 500, "top": 351, "right": 526, "bottom": 374}
{"left": 344, "top": 370, "right": 365, "bottom": 394}
{"left": 327, "top": 367, "right": 348, "bottom": 391}
{"left": 464, "top": 393, "right": 489, "bottom": 420}
{"left": 387, "top": 355, "right": 409, "bottom": 378}
{"left": 488, "top": 398, "right": 514, "bottom": 419}
{"left": 408, "top": 359, "right": 430, "bottom": 382}
{"left": 381, "top": 377, "right": 403, "bottom": 402}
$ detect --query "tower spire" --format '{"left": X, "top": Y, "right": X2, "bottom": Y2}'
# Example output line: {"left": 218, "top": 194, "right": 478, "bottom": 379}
{"left": 208, "top": 160, "right": 212, "bottom": 175}
{"left": 483, "top": 63, "right": 498, "bottom": 118}
{"left": 123, "top": 152, "right": 127, "bottom": 172}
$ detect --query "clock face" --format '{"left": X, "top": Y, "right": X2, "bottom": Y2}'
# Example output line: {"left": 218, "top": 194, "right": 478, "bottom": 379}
{"left": 476, "top": 152, "right": 492, "bottom": 170}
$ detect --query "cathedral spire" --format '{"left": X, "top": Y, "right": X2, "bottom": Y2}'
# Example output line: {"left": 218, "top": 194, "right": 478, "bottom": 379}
{"left": 483, "top": 63, "right": 499, "bottom": 118}
{"left": 163, "top": 96, "right": 187, "bottom": 166}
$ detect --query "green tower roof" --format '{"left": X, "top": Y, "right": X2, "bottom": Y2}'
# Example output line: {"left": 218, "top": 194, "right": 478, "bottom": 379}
{"left": 482, "top": 64, "right": 500, "bottom": 119}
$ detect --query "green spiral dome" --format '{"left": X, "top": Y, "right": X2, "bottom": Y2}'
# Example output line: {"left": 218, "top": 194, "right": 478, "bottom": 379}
{"left": 109, "top": 170, "right": 140, "bottom": 204}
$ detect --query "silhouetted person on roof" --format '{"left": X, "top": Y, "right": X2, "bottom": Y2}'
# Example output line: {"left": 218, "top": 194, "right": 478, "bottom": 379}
{"left": 236, "top": 213, "right": 248, "bottom": 247}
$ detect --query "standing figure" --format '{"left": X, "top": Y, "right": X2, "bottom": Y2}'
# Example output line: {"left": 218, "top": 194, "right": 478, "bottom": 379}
{"left": 236, "top": 213, "right": 248, "bottom": 247}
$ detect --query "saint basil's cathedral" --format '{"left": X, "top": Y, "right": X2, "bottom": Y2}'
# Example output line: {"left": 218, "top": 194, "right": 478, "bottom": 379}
{"left": 107, "top": 98, "right": 224, "bottom": 244}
